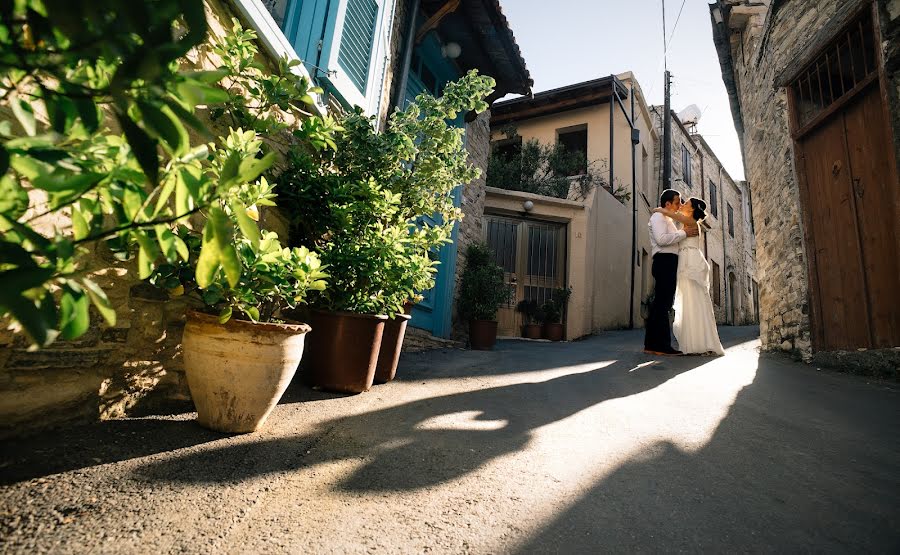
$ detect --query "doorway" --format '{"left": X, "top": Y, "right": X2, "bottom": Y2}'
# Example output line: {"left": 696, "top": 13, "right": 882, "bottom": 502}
{"left": 789, "top": 7, "right": 900, "bottom": 350}
{"left": 484, "top": 215, "right": 567, "bottom": 337}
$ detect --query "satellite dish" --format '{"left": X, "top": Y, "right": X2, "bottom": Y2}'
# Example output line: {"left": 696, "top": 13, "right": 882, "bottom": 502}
{"left": 678, "top": 104, "right": 702, "bottom": 125}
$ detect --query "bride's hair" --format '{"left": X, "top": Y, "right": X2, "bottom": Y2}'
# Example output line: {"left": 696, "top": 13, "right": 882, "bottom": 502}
{"left": 688, "top": 197, "right": 708, "bottom": 222}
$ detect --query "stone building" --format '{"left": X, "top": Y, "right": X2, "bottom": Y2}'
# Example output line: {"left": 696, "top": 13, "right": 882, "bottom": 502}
{"left": 710, "top": 0, "right": 900, "bottom": 360}
{"left": 651, "top": 108, "right": 758, "bottom": 326}
{"left": 0, "top": 0, "right": 530, "bottom": 437}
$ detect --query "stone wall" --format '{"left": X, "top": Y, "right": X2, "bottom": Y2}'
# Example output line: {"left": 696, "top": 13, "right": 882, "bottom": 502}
{"left": 450, "top": 110, "right": 491, "bottom": 342}
{"left": 711, "top": 0, "right": 900, "bottom": 358}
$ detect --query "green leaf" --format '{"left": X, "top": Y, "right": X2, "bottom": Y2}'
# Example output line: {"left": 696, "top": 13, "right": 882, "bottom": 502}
{"left": 82, "top": 278, "right": 116, "bottom": 327}
{"left": 196, "top": 206, "right": 240, "bottom": 288}
{"left": 74, "top": 98, "right": 101, "bottom": 133}
{"left": 163, "top": 97, "right": 211, "bottom": 139}
{"left": 245, "top": 306, "right": 259, "bottom": 322}
{"left": 45, "top": 94, "right": 77, "bottom": 134}
{"left": 0, "top": 267, "right": 55, "bottom": 296}
{"left": 1, "top": 292, "right": 54, "bottom": 347}
{"left": 0, "top": 175, "right": 29, "bottom": 219}
{"left": 12, "top": 98, "right": 36, "bottom": 136}
{"left": 236, "top": 151, "right": 276, "bottom": 184}
{"left": 71, "top": 206, "right": 89, "bottom": 240}
{"left": 183, "top": 69, "right": 229, "bottom": 84}
{"left": 218, "top": 305, "right": 232, "bottom": 324}
{"left": 172, "top": 235, "right": 190, "bottom": 261}
{"left": 134, "top": 232, "right": 159, "bottom": 279}
{"left": 115, "top": 110, "right": 159, "bottom": 185}
{"left": 229, "top": 199, "right": 259, "bottom": 250}
{"left": 59, "top": 287, "right": 90, "bottom": 340}
{"left": 138, "top": 101, "right": 189, "bottom": 156}
{"left": 32, "top": 171, "right": 103, "bottom": 192}
{"left": 177, "top": 81, "right": 230, "bottom": 106}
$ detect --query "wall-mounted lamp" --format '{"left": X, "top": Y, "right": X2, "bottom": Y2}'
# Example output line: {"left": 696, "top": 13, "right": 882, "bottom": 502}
{"left": 712, "top": 7, "right": 724, "bottom": 25}
{"left": 523, "top": 200, "right": 534, "bottom": 212}
{"left": 441, "top": 42, "right": 462, "bottom": 59}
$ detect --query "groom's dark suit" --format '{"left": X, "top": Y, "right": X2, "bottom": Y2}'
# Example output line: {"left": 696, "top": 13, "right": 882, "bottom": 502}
{"left": 645, "top": 212, "right": 687, "bottom": 353}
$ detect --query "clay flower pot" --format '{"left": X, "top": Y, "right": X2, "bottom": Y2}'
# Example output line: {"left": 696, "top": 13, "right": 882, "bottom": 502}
{"left": 182, "top": 311, "right": 311, "bottom": 434}
{"left": 522, "top": 323, "right": 542, "bottom": 339}
{"left": 302, "top": 310, "right": 387, "bottom": 393}
{"left": 469, "top": 319, "right": 499, "bottom": 350}
{"left": 543, "top": 323, "right": 564, "bottom": 342}
{"left": 374, "top": 313, "right": 412, "bottom": 384}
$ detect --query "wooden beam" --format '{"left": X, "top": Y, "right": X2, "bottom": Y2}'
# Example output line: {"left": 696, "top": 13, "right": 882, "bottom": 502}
{"left": 415, "top": 0, "right": 460, "bottom": 43}
{"left": 490, "top": 91, "right": 614, "bottom": 126}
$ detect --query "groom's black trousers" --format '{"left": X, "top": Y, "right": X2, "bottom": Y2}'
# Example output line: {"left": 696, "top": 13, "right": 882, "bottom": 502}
{"left": 645, "top": 253, "right": 678, "bottom": 351}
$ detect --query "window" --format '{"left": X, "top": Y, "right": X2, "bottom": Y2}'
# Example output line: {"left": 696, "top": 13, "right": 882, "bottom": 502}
{"left": 712, "top": 261, "right": 721, "bottom": 306}
{"left": 493, "top": 137, "right": 522, "bottom": 162}
{"left": 557, "top": 127, "right": 588, "bottom": 176}
{"left": 709, "top": 180, "right": 718, "bottom": 218}
{"left": 337, "top": 0, "right": 379, "bottom": 93}
{"left": 748, "top": 274, "right": 752, "bottom": 293}
{"left": 681, "top": 144, "right": 692, "bottom": 186}
{"left": 727, "top": 203, "right": 735, "bottom": 237}
{"left": 642, "top": 146, "right": 651, "bottom": 199}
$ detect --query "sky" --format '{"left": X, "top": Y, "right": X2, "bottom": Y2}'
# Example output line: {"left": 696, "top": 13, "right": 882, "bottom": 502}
{"left": 499, "top": 0, "right": 746, "bottom": 180}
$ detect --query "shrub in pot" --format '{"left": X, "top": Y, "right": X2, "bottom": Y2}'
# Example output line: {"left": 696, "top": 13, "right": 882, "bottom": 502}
{"left": 516, "top": 299, "right": 543, "bottom": 339}
{"left": 541, "top": 286, "right": 572, "bottom": 341}
{"left": 275, "top": 71, "right": 495, "bottom": 388}
{"left": 458, "top": 243, "right": 510, "bottom": 350}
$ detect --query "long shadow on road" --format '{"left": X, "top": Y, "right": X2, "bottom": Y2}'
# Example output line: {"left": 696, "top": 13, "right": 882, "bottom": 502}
{"left": 132, "top": 353, "right": 702, "bottom": 491}
{"left": 513, "top": 352, "right": 900, "bottom": 553}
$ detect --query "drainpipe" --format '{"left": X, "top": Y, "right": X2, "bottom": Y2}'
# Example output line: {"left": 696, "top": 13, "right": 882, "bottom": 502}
{"left": 629, "top": 83, "right": 637, "bottom": 329}
{"left": 390, "top": 0, "right": 420, "bottom": 112}
{"left": 719, "top": 165, "right": 727, "bottom": 324}
{"left": 700, "top": 146, "right": 708, "bottom": 257}
{"left": 609, "top": 75, "right": 615, "bottom": 193}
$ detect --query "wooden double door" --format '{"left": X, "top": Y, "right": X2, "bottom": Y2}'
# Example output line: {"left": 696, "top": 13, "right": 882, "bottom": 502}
{"left": 791, "top": 9, "right": 900, "bottom": 350}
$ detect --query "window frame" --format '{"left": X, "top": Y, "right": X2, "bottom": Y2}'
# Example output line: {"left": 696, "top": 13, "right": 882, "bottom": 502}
{"left": 681, "top": 144, "right": 692, "bottom": 186}
{"left": 727, "top": 203, "right": 735, "bottom": 237}
{"left": 556, "top": 125, "right": 589, "bottom": 177}
{"left": 709, "top": 180, "right": 718, "bottom": 219}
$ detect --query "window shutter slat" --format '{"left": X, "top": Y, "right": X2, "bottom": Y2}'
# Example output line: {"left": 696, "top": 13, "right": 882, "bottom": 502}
{"left": 338, "top": 0, "right": 379, "bottom": 93}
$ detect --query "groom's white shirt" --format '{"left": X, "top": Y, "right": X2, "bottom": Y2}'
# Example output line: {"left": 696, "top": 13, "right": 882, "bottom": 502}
{"left": 649, "top": 212, "right": 686, "bottom": 256}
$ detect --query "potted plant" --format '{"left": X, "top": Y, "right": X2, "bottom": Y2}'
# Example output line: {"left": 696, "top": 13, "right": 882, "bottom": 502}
{"left": 458, "top": 243, "right": 510, "bottom": 350}
{"left": 275, "top": 71, "right": 496, "bottom": 389}
{"left": 516, "top": 299, "right": 543, "bottom": 339}
{"left": 375, "top": 296, "right": 418, "bottom": 384}
{"left": 542, "top": 286, "right": 572, "bottom": 341}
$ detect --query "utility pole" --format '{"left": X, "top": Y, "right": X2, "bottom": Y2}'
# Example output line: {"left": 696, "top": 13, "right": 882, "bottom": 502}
{"left": 661, "top": 0, "right": 672, "bottom": 196}
{"left": 663, "top": 70, "right": 672, "bottom": 194}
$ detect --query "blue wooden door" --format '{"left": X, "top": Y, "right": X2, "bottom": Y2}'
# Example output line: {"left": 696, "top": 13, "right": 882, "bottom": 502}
{"left": 404, "top": 35, "right": 463, "bottom": 338}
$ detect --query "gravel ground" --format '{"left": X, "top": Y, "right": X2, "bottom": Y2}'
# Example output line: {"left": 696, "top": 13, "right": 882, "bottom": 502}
{"left": 1, "top": 326, "right": 898, "bottom": 554}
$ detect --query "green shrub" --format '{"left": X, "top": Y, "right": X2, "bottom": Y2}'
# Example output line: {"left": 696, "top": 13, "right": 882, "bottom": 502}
{"left": 458, "top": 243, "right": 510, "bottom": 321}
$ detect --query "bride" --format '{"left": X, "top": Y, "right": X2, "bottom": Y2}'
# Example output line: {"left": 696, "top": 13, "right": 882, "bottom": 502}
{"left": 653, "top": 198, "right": 725, "bottom": 356}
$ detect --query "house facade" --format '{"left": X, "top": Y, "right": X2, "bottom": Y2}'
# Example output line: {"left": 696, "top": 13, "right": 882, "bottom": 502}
{"left": 652, "top": 109, "right": 759, "bottom": 326}
{"left": 485, "top": 73, "right": 659, "bottom": 340}
{"left": 710, "top": 0, "right": 900, "bottom": 360}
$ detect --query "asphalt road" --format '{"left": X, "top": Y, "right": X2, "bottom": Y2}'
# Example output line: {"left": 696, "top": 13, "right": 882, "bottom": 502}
{"left": 1, "top": 326, "right": 898, "bottom": 553}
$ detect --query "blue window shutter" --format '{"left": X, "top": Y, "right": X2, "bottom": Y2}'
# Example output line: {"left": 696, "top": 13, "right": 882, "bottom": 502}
{"left": 282, "top": 0, "right": 335, "bottom": 77}
{"left": 337, "top": 0, "right": 379, "bottom": 93}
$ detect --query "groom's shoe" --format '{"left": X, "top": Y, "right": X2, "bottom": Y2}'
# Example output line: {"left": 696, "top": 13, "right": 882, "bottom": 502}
{"left": 662, "top": 347, "right": 684, "bottom": 356}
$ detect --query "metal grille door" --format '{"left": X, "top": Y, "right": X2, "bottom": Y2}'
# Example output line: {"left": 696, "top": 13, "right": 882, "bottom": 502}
{"left": 485, "top": 215, "right": 567, "bottom": 337}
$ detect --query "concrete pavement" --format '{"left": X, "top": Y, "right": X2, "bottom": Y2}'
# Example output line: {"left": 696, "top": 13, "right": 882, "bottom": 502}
{"left": 1, "top": 326, "right": 898, "bottom": 553}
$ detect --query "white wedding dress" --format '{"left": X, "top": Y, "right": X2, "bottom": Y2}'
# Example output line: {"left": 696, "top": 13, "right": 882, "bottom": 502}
{"left": 673, "top": 233, "right": 725, "bottom": 355}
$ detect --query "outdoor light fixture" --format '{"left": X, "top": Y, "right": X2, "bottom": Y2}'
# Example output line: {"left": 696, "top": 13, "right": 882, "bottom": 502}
{"left": 523, "top": 200, "right": 534, "bottom": 212}
{"left": 441, "top": 42, "right": 462, "bottom": 59}
{"left": 712, "top": 7, "right": 724, "bottom": 25}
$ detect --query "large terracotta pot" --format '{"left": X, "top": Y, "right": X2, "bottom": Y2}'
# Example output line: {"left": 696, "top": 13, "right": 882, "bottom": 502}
{"left": 374, "top": 313, "right": 412, "bottom": 384}
{"left": 543, "top": 323, "right": 564, "bottom": 341}
{"left": 302, "top": 310, "right": 387, "bottom": 393}
{"left": 522, "top": 323, "right": 542, "bottom": 339}
{"left": 469, "top": 319, "right": 498, "bottom": 350}
{"left": 183, "top": 311, "right": 311, "bottom": 434}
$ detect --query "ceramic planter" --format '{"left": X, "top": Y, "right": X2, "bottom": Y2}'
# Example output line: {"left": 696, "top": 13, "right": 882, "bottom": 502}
{"left": 182, "top": 311, "right": 311, "bottom": 434}
{"left": 543, "top": 323, "right": 564, "bottom": 341}
{"left": 374, "top": 313, "right": 412, "bottom": 384}
{"left": 522, "top": 323, "right": 542, "bottom": 339}
{"left": 302, "top": 310, "right": 387, "bottom": 393}
{"left": 469, "top": 319, "right": 498, "bottom": 350}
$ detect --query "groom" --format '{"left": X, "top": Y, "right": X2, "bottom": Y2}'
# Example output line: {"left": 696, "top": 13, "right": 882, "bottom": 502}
{"left": 644, "top": 189, "right": 698, "bottom": 356}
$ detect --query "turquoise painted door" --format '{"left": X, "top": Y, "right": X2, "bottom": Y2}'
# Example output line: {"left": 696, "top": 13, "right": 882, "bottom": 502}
{"left": 405, "top": 35, "right": 463, "bottom": 338}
